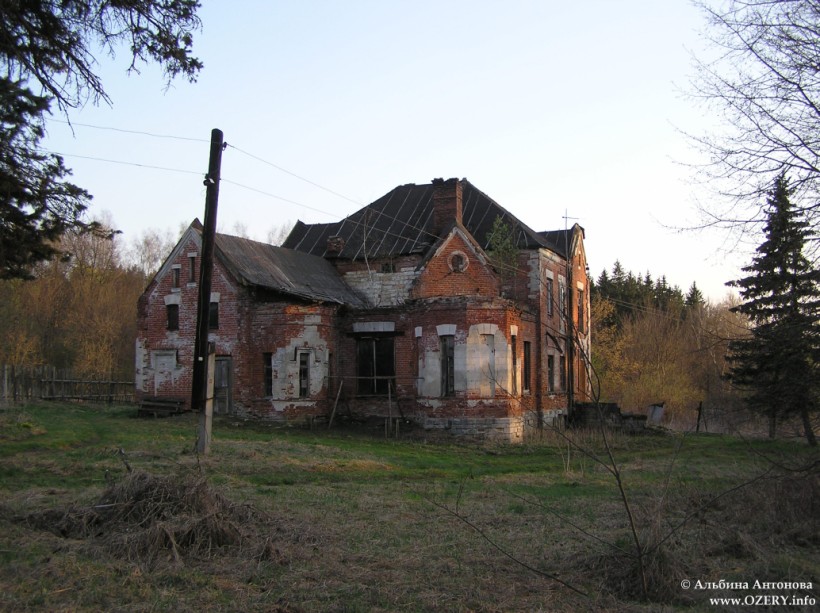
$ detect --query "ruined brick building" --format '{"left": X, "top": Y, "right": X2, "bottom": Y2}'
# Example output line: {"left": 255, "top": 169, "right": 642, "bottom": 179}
{"left": 136, "top": 177, "right": 591, "bottom": 441}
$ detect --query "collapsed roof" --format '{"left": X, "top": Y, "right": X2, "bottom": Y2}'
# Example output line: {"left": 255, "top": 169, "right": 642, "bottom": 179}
{"left": 283, "top": 179, "right": 579, "bottom": 260}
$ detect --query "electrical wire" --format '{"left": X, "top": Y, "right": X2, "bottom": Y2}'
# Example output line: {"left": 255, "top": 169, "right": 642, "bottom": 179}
{"left": 42, "top": 120, "right": 745, "bottom": 398}
{"left": 42, "top": 150, "right": 203, "bottom": 176}
{"left": 42, "top": 120, "right": 552, "bottom": 265}
{"left": 227, "top": 144, "right": 363, "bottom": 206}
{"left": 42, "top": 121, "right": 735, "bottom": 347}
{"left": 48, "top": 118, "right": 209, "bottom": 143}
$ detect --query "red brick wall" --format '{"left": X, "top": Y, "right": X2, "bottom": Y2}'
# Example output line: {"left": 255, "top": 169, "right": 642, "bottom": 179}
{"left": 136, "top": 223, "right": 590, "bottom": 430}
{"left": 136, "top": 232, "right": 337, "bottom": 419}
{"left": 411, "top": 231, "right": 500, "bottom": 299}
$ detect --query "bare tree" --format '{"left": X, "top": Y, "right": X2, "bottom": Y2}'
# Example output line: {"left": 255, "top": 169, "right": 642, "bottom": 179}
{"left": 689, "top": 0, "right": 820, "bottom": 235}
{"left": 124, "top": 227, "right": 177, "bottom": 278}
{"left": 267, "top": 221, "right": 293, "bottom": 246}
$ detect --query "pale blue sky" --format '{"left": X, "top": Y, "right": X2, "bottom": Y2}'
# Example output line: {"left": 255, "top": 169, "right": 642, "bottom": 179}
{"left": 42, "top": 0, "right": 745, "bottom": 300}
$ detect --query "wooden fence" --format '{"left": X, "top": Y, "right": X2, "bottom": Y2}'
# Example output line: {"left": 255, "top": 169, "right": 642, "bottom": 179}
{"left": 0, "top": 365, "right": 134, "bottom": 404}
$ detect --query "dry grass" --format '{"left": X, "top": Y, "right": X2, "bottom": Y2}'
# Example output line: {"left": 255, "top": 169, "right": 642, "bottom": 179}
{"left": 22, "top": 469, "right": 271, "bottom": 567}
{"left": 576, "top": 466, "right": 820, "bottom": 607}
{"left": 0, "top": 404, "right": 818, "bottom": 612}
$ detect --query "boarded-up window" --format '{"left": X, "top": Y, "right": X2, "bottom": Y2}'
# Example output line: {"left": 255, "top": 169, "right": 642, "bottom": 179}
{"left": 479, "top": 334, "right": 496, "bottom": 398}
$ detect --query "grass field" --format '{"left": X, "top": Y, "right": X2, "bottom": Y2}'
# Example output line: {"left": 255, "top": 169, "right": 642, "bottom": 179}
{"left": 0, "top": 402, "right": 817, "bottom": 612}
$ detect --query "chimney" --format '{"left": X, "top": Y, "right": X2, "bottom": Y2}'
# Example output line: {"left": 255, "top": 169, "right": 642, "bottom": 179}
{"left": 326, "top": 235, "right": 345, "bottom": 256}
{"left": 432, "top": 177, "right": 463, "bottom": 236}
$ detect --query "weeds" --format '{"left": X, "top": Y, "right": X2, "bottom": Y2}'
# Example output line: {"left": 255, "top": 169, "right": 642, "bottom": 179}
{"left": 21, "top": 468, "right": 271, "bottom": 567}
{"left": 0, "top": 402, "right": 817, "bottom": 612}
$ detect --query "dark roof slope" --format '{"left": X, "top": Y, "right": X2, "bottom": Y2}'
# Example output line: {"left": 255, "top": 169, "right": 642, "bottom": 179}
{"left": 282, "top": 180, "right": 559, "bottom": 260}
{"left": 214, "top": 233, "right": 366, "bottom": 306}
{"left": 538, "top": 230, "right": 572, "bottom": 258}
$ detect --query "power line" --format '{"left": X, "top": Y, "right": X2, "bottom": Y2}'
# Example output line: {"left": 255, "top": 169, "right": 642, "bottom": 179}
{"left": 48, "top": 118, "right": 208, "bottom": 143}
{"left": 48, "top": 116, "right": 444, "bottom": 249}
{"left": 48, "top": 119, "right": 365, "bottom": 205}
{"left": 47, "top": 145, "right": 439, "bottom": 252}
{"left": 43, "top": 126, "right": 579, "bottom": 286}
{"left": 227, "top": 144, "right": 363, "bottom": 206}
{"left": 42, "top": 120, "right": 469, "bottom": 253}
{"left": 42, "top": 150, "right": 203, "bottom": 176}
{"left": 49, "top": 145, "right": 580, "bottom": 297}
{"left": 221, "top": 179, "right": 340, "bottom": 220}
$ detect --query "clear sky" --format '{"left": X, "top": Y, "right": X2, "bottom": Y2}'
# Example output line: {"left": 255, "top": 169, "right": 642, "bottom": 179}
{"left": 41, "top": 0, "right": 748, "bottom": 301}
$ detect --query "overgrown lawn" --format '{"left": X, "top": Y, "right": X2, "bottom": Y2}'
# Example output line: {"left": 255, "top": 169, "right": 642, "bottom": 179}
{"left": 0, "top": 403, "right": 817, "bottom": 612}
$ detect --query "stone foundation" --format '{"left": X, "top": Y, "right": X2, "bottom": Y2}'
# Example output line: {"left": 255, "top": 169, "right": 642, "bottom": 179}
{"left": 416, "top": 408, "right": 567, "bottom": 443}
{"left": 423, "top": 415, "right": 525, "bottom": 442}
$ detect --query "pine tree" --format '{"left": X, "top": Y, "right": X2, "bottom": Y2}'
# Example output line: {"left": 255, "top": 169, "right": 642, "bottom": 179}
{"left": 726, "top": 173, "right": 820, "bottom": 445}
{"left": 485, "top": 216, "right": 518, "bottom": 280}
{"left": 685, "top": 282, "right": 704, "bottom": 309}
{"left": 0, "top": 1, "right": 202, "bottom": 279}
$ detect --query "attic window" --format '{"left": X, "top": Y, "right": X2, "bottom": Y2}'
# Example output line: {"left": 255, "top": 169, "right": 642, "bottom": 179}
{"left": 449, "top": 251, "right": 468, "bottom": 273}
{"left": 188, "top": 254, "right": 197, "bottom": 283}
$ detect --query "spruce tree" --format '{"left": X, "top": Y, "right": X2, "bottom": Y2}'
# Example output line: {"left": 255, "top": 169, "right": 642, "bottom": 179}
{"left": 685, "top": 282, "right": 704, "bottom": 309}
{"left": 726, "top": 173, "right": 820, "bottom": 445}
{"left": 0, "top": 1, "right": 202, "bottom": 279}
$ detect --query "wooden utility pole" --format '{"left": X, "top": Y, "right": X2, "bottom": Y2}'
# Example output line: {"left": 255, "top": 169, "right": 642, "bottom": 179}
{"left": 192, "top": 128, "right": 225, "bottom": 455}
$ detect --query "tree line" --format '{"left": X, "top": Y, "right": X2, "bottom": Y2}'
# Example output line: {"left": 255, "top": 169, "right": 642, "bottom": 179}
{"left": 591, "top": 172, "right": 819, "bottom": 445}
{"left": 0, "top": 223, "right": 176, "bottom": 380}
{"left": 0, "top": 219, "right": 291, "bottom": 381}
{"left": 0, "top": 0, "right": 816, "bottom": 444}
{"left": 590, "top": 263, "right": 746, "bottom": 430}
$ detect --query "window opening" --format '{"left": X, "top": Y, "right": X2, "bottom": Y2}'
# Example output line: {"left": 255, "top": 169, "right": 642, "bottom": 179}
{"left": 523, "top": 341, "right": 531, "bottom": 393}
{"left": 559, "top": 284, "right": 566, "bottom": 319}
{"left": 546, "top": 278, "right": 554, "bottom": 316}
{"left": 511, "top": 335, "right": 518, "bottom": 395}
{"left": 209, "top": 301, "right": 219, "bottom": 329}
{"left": 547, "top": 354, "right": 555, "bottom": 392}
{"left": 263, "top": 352, "right": 273, "bottom": 396}
{"left": 356, "top": 337, "right": 395, "bottom": 395}
{"left": 559, "top": 354, "right": 567, "bottom": 391}
{"left": 441, "top": 335, "right": 455, "bottom": 396}
{"left": 166, "top": 304, "right": 179, "bottom": 331}
{"left": 298, "top": 352, "right": 310, "bottom": 398}
{"left": 578, "top": 289, "right": 585, "bottom": 332}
